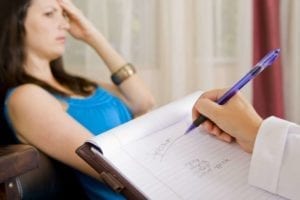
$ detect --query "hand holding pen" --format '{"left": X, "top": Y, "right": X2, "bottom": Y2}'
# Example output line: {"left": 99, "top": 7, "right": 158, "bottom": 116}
{"left": 185, "top": 48, "right": 281, "bottom": 134}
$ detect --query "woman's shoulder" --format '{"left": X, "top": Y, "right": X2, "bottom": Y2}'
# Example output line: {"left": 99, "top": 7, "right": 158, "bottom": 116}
{"left": 9, "top": 83, "right": 46, "bottom": 93}
{"left": 6, "top": 84, "right": 62, "bottom": 111}
{"left": 8, "top": 84, "right": 53, "bottom": 100}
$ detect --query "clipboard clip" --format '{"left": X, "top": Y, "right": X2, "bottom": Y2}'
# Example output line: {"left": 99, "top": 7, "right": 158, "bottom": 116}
{"left": 100, "top": 171, "right": 125, "bottom": 193}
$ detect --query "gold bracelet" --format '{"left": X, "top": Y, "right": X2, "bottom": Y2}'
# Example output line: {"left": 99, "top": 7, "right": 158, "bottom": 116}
{"left": 111, "top": 63, "right": 136, "bottom": 85}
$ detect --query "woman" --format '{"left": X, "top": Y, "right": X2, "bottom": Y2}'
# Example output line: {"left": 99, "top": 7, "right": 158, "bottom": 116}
{"left": 0, "top": 0, "right": 154, "bottom": 199}
{"left": 192, "top": 89, "right": 300, "bottom": 199}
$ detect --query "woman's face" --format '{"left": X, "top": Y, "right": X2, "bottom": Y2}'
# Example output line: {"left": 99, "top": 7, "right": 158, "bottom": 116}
{"left": 24, "top": 0, "right": 69, "bottom": 61}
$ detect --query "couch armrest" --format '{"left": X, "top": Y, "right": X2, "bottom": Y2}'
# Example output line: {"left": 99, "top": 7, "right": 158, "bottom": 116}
{"left": 0, "top": 144, "right": 39, "bottom": 183}
{"left": 0, "top": 144, "right": 88, "bottom": 200}
{"left": 0, "top": 145, "right": 39, "bottom": 199}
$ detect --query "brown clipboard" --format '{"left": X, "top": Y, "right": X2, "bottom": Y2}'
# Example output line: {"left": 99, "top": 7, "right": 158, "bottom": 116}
{"left": 76, "top": 142, "right": 147, "bottom": 200}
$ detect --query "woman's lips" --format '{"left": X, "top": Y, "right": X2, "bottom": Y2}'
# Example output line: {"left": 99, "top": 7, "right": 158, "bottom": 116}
{"left": 56, "top": 36, "right": 66, "bottom": 43}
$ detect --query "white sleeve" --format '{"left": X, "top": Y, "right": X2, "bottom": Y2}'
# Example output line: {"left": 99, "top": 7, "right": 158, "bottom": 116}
{"left": 249, "top": 116, "right": 300, "bottom": 200}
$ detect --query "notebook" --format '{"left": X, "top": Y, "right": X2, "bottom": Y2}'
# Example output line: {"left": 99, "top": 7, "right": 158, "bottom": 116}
{"left": 76, "top": 91, "right": 285, "bottom": 200}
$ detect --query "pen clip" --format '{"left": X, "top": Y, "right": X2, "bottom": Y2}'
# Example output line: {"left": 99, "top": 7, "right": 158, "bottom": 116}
{"left": 250, "top": 66, "right": 262, "bottom": 77}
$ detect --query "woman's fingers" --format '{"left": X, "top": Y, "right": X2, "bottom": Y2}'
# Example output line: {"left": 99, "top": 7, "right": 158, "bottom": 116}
{"left": 58, "top": 0, "right": 82, "bottom": 19}
{"left": 57, "top": 0, "right": 97, "bottom": 41}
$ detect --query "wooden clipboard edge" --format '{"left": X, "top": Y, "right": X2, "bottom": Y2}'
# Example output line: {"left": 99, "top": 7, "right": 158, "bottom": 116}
{"left": 76, "top": 142, "right": 148, "bottom": 200}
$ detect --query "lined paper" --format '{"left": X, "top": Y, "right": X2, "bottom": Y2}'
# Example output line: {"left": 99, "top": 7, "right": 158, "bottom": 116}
{"left": 88, "top": 91, "right": 286, "bottom": 200}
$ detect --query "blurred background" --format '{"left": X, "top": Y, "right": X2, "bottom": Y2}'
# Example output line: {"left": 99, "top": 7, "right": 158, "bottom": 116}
{"left": 64, "top": 0, "right": 300, "bottom": 123}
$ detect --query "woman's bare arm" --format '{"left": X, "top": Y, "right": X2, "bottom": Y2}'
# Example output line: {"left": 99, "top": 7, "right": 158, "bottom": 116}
{"left": 7, "top": 84, "right": 100, "bottom": 179}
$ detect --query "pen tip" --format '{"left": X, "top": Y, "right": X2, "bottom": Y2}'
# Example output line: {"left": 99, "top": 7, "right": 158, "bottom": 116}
{"left": 184, "top": 124, "right": 196, "bottom": 135}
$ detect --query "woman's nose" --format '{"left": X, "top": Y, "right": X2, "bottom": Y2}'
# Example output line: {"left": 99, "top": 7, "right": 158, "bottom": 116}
{"left": 59, "top": 16, "right": 70, "bottom": 30}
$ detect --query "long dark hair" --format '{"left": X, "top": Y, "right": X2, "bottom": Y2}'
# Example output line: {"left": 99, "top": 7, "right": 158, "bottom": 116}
{"left": 0, "top": 0, "right": 97, "bottom": 97}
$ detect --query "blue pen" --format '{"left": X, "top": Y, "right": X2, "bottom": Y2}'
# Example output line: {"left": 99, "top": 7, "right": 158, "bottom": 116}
{"left": 185, "top": 48, "right": 281, "bottom": 134}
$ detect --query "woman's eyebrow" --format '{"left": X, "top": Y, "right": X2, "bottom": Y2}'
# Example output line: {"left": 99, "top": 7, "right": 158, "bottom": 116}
{"left": 42, "top": 5, "right": 61, "bottom": 12}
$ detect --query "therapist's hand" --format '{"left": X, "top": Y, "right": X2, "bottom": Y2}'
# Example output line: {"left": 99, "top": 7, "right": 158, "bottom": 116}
{"left": 192, "top": 89, "right": 263, "bottom": 153}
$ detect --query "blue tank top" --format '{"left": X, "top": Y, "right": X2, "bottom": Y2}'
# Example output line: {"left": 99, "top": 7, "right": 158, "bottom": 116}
{"left": 5, "top": 87, "right": 132, "bottom": 200}
{"left": 58, "top": 87, "right": 132, "bottom": 135}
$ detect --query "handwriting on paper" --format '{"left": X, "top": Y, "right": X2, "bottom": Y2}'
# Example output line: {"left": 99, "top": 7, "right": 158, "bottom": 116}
{"left": 185, "top": 158, "right": 231, "bottom": 178}
{"left": 152, "top": 138, "right": 172, "bottom": 160}
{"left": 151, "top": 134, "right": 185, "bottom": 161}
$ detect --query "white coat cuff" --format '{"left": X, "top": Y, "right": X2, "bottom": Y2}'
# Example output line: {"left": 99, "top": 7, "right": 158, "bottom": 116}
{"left": 248, "top": 116, "right": 290, "bottom": 193}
